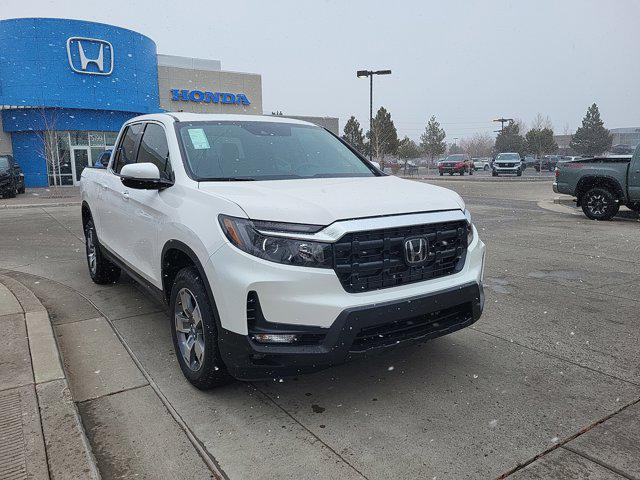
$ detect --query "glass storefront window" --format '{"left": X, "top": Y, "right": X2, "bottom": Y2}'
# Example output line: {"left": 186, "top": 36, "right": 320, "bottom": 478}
{"left": 105, "top": 131, "right": 118, "bottom": 145}
{"left": 88, "top": 132, "right": 105, "bottom": 146}
{"left": 46, "top": 131, "right": 117, "bottom": 186}
{"left": 70, "top": 131, "right": 89, "bottom": 146}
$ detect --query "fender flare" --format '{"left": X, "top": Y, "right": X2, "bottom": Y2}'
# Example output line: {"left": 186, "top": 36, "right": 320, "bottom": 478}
{"left": 161, "top": 239, "right": 227, "bottom": 334}
{"left": 575, "top": 175, "right": 625, "bottom": 204}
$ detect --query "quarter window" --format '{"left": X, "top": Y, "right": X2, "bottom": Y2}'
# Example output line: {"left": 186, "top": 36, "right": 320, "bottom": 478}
{"left": 137, "top": 124, "right": 172, "bottom": 179}
{"left": 113, "top": 124, "right": 144, "bottom": 174}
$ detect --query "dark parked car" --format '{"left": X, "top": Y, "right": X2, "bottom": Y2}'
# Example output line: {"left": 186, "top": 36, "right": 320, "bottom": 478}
{"left": 534, "top": 155, "right": 560, "bottom": 172}
{"left": 0, "top": 155, "right": 24, "bottom": 198}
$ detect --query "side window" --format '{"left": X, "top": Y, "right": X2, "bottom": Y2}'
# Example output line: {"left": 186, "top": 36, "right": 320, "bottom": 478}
{"left": 136, "top": 123, "right": 172, "bottom": 179}
{"left": 113, "top": 124, "right": 144, "bottom": 174}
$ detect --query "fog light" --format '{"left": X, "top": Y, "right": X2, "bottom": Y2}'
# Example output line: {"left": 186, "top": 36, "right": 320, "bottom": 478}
{"left": 252, "top": 333, "right": 299, "bottom": 344}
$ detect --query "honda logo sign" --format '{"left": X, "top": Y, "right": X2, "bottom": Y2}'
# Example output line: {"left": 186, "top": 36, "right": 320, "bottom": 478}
{"left": 66, "top": 37, "right": 114, "bottom": 75}
{"left": 404, "top": 237, "right": 429, "bottom": 265}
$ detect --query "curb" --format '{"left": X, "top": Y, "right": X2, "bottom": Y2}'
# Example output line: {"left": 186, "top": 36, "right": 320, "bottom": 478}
{"left": 0, "top": 274, "right": 101, "bottom": 480}
{"left": 401, "top": 175, "right": 554, "bottom": 182}
{"left": 0, "top": 201, "right": 81, "bottom": 210}
{"left": 553, "top": 197, "right": 575, "bottom": 206}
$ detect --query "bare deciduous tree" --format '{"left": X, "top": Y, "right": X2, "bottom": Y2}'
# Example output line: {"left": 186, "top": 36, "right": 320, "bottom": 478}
{"left": 460, "top": 133, "right": 494, "bottom": 158}
{"left": 34, "top": 108, "right": 63, "bottom": 197}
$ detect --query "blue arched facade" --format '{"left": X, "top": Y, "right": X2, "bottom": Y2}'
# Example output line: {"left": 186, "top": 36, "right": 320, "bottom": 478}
{"left": 0, "top": 18, "right": 161, "bottom": 186}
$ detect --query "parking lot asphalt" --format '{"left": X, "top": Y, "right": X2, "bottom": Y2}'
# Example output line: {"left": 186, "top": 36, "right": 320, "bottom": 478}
{"left": 0, "top": 178, "right": 638, "bottom": 479}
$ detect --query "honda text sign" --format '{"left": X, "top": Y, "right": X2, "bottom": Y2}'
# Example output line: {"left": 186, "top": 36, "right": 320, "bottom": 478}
{"left": 66, "top": 37, "right": 114, "bottom": 75}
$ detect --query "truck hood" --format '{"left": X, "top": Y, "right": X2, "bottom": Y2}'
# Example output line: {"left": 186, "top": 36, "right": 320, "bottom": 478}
{"left": 198, "top": 176, "right": 465, "bottom": 225}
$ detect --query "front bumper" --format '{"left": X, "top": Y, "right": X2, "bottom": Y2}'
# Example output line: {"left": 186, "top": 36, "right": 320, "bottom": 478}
{"left": 493, "top": 165, "right": 520, "bottom": 174}
{"left": 218, "top": 281, "right": 484, "bottom": 380}
{"left": 439, "top": 167, "right": 464, "bottom": 174}
{"left": 205, "top": 227, "right": 486, "bottom": 379}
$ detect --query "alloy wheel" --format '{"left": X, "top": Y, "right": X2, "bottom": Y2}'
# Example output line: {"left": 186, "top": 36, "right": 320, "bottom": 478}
{"left": 586, "top": 194, "right": 607, "bottom": 216}
{"left": 86, "top": 229, "right": 97, "bottom": 274}
{"left": 174, "top": 288, "right": 205, "bottom": 371}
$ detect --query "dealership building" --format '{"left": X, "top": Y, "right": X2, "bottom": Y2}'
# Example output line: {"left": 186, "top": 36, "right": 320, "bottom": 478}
{"left": 0, "top": 18, "right": 338, "bottom": 187}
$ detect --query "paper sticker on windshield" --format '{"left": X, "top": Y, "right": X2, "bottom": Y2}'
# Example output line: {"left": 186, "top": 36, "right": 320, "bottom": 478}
{"left": 188, "top": 128, "right": 210, "bottom": 150}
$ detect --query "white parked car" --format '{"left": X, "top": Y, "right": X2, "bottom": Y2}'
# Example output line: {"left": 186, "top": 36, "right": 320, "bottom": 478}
{"left": 472, "top": 157, "right": 491, "bottom": 171}
{"left": 80, "top": 113, "right": 486, "bottom": 388}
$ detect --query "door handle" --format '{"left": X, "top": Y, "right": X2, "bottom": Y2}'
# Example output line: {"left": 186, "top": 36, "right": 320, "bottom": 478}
{"left": 122, "top": 191, "right": 130, "bottom": 201}
{"left": 100, "top": 183, "right": 108, "bottom": 190}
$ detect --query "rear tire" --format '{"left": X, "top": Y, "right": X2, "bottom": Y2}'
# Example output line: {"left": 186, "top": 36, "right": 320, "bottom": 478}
{"left": 170, "top": 267, "right": 232, "bottom": 389}
{"left": 5, "top": 186, "right": 16, "bottom": 198}
{"left": 581, "top": 187, "right": 619, "bottom": 220}
{"left": 484, "top": 164, "right": 489, "bottom": 171}
{"left": 439, "top": 172, "right": 443, "bottom": 176}
{"left": 84, "top": 218, "right": 121, "bottom": 284}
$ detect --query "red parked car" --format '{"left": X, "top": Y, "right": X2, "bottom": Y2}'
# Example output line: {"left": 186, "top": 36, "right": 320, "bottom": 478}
{"left": 438, "top": 154, "right": 474, "bottom": 176}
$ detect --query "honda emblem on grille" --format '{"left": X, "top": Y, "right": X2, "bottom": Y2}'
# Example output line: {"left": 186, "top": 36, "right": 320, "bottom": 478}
{"left": 404, "top": 236, "right": 429, "bottom": 265}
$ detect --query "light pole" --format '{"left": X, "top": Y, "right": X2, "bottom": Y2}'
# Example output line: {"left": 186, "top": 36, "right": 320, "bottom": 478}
{"left": 357, "top": 69, "right": 391, "bottom": 162}
{"left": 493, "top": 117, "right": 513, "bottom": 133}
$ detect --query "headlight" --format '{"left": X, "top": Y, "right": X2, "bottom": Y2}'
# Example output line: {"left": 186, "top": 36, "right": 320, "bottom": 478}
{"left": 464, "top": 209, "right": 474, "bottom": 245}
{"left": 218, "top": 215, "right": 332, "bottom": 268}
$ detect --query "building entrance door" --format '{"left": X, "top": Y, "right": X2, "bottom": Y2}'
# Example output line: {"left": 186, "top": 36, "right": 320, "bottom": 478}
{"left": 71, "top": 147, "right": 90, "bottom": 185}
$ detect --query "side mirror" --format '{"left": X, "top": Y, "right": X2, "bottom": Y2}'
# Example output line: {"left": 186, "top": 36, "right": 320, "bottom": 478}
{"left": 120, "top": 162, "right": 172, "bottom": 190}
{"left": 371, "top": 161, "right": 381, "bottom": 170}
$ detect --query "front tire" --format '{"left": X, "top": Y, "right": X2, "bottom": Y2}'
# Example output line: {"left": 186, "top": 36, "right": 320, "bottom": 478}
{"left": 581, "top": 187, "right": 619, "bottom": 220}
{"left": 18, "top": 185, "right": 25, "bottom": 194}
{"left": 484, "top": 164, "right": 489, "bottom": 171}
{"left": 492, "top": 171, "right": 498, "bottom": 177}
{"left": 517, "top": 169, "right": 522, "bottom": 177}
{"left": 84, "top": 218, "right": 120, "bottom": 284}
{"left": 170, "top": 267, "right": 232, "bottom": 389}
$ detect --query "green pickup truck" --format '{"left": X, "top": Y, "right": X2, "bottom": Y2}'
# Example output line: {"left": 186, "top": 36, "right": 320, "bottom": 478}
{"left": 553, "top": 145, "right": 640, "bottom": 220}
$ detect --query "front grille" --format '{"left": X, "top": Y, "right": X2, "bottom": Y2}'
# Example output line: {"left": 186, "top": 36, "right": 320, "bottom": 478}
{"left": 498, "top": 163, "right": 515, "bottom": 168}
{"left": 350, "top": 302, "right": 473, "bottom": 352}
{"left": 333, "top": 220, "right": 467, "bottom": 293}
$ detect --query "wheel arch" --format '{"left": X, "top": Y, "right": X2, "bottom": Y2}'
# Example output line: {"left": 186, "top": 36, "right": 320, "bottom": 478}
{"left": 575, "top": 176, "right": 624, "bottom": 205}
{"left": 161, "top": 240, "right": 214, "bottom": 305}
{"left": 81, "top": 201, "right": 93, "bottom": 230}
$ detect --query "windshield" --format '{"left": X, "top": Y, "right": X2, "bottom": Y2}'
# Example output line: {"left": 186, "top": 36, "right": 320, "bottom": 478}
{"left": 445, "top": 154, "right": 466, "bottom": 161}
{"left": 0, "top": 157, "right": 9, "bottom": 171}
{"left": 176, "top": 121, "right": 376, "bottom": 181}
{"left": 496, "top": 153, "right": 520, "bottom": 160}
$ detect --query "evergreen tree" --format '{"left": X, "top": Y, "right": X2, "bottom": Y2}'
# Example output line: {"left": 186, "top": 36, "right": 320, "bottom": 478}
{"left": 366, "top": 107, "right": 399, "bottom": 161}
{"left": 525, "top": 127, "right": 558, "bottom": 157}
{"left": 494, "top": 120, "right": 526, "bottom": 156}
{"left": 341, "top": 116, "right": 366, "bottom": 154}
{"left": 570, "top": 104, "right": 613, "bottom": 155}
{"left": 420, "top": 116, "right": 447, "bottom": 160}
{"left": 397, "top": 136, "right": 421, "bottom": 159}
{"left": 448, "top": 143, "right": 463, "bottom": 154}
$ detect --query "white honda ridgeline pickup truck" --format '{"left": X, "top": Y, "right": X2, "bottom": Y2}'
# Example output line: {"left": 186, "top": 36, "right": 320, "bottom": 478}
{"left": 81, "top": 113, "right": 485, "bottom": 389}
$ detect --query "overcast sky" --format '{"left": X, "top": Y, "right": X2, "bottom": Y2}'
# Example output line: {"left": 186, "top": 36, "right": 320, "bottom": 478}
{"left": 3, "top": 0, "right": 639, "bottom": 140}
